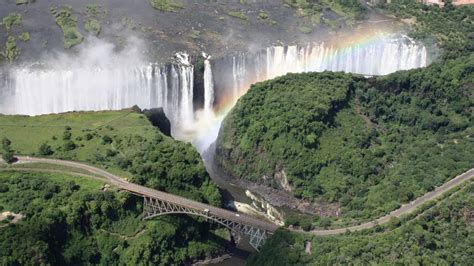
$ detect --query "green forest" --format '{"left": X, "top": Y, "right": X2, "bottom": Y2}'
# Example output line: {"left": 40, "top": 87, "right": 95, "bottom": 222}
{"left": 217, "top": 2, "right": 473, "bottom": 223}
{"left": 0, "top": 109, "right": 220, "bottom": 205}
{"left": 217, "top": 56, "right": 473, "bottom": 221}
{"left": 0, "top": 172, "right": 227, "bottom": 264}
{"left": 379, "top": 0, "right": 473, "bottom": 59}
{"left": 249, "top": 182, "right": 474, "bottom": 265}
{"left": 233, "top": 1, "right": 474, "bottom": 264}
{"left": 0, "top": 109, "right": 225, "bottom": 264}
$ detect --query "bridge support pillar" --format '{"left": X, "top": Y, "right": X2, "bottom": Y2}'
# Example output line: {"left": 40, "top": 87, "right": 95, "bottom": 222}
{"left": 142, "top": 196, "right": 271, "bottom": 251}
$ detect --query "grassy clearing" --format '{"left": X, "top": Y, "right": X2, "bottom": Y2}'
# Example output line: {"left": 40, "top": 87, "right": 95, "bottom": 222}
{"left": 0, "top": 162, "right": 105, "bottom": 179}
{"left": 51, "top": 6, "right": 83, "bottom": 48}
{"left": 0, "top": 109, "right": 154, "bottom": 176}
{"left": 0, "top": 128, "right": 224, "bottom": 264}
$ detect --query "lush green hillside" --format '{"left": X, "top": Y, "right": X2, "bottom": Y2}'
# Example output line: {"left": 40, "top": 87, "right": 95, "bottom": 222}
{"left": 0, "top": 171, "right": 226, "bottom": 265}
{"left": 238, "top": 3, "right": 474, "bottom": 264}
{"left": 249, "top": 182, "right": 474, "bottom": 265}
{"left": 0, "top": 108, "right": 220, "bottom": 205}
{"left": 217, "top": 54, "right": 473, "bottom": 221}
{"left": 0, "top": 109, "right": 224, "bottom": 264}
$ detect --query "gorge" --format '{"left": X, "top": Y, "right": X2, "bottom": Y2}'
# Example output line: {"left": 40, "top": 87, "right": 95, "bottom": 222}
{"left": 0, "top": 33, "right": 431, "bottom": 228}
{"left": 1, "top": 0, "right": 472, "bottom": 264}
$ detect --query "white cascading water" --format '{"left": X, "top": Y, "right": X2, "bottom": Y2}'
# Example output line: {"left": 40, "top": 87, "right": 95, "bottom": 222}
{"left": 175, "top": 53, "right": 194, "bottom": 127}
{"left": 0, "top": 52, "right": 194, "bottom": 135}
{"left": 227, "top": 36, "right": 428, "bottom": 100}
{"left": 0, "top": 36, "right": 428, "bottom": 149}
{"left": 203, "top": 53, "right": 214, "bottom": 113}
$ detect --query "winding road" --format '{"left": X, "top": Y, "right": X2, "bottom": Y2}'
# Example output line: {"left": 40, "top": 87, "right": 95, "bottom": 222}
{"left": 4, "top": 156, "right": 474, "bottom": 235}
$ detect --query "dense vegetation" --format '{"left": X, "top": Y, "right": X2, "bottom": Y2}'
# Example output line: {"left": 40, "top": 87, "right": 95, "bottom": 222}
{"left": 249, "top": 182, "right": 474, "bottom": 265}
{"left": 218, "top": 54, "right": 473, "bottom": 221}
{"left": 0, "top": 109, "right": 225, "bottom": 264}
{"left": 240, "top": 2, "right": 474, "bottom": 264}
{"left": 0, "top": 108, "right": 220, "bottom": 205}
{"left": 380, "top": 0, "right": 473, "bottom": 59}
{"left": 0, "top": 172, "right": 227, "bottom": 265}
{"left": 217, "top": 1, "right": 474, "bottom": 224}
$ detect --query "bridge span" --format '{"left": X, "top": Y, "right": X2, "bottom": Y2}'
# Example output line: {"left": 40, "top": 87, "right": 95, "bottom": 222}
{"left": 15, "top": 156, "right": 279, "bottom": 250}
{"left": 10, "top": 157, "right": 474, "bottom": 249}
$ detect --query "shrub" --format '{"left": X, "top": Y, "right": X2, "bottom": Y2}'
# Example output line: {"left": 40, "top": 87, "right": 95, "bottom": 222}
{"left": 227, "top": 11, "right": 249, "bottom": 20}
{"left": 18, "top": 32, "right": 30, "bottom": 42}
{"left": 63, "top": 131, "right": 72, "bottom": 140}
{"left": 1, "top": 36, "right": 20, "bottom": 63}
{"left": 318, "top": 217, "right": 332, "bottom": 228}
{"left": 1, "top": 138, "right": 11, "bottom": 151}
{"left": 102, "top": 135, "right": 113, "bottom": 144}
{"left": 0, "top": 183, "right": 8, "bottom": 193}
{"left": 106, "top": 149, "right": 117, "bottom": 157}
{"left": 63, "top": 140, "right": 76, "bottom": 151}
{"left": 2, "top": 150, "right": 15, "bottom": 164}
{"left": 2, "top": 12, "right": 22, "bottom": 30}
{"left": 85, "top": 133, "right": 93, "bottom": 140}
{"left": 38, "top": 143, "right": 54, "bottom": 156}
{"left": 85, "top": 19, "right": 101, "bottom": 36}
{"left": 51, "top": 6, "right": 84, "bottom": 48}
{"left": 149, "top": 0, "right": 184, "bottom": 12}
{"left": 258, "top": 12, "right": 269, "bottom": 20}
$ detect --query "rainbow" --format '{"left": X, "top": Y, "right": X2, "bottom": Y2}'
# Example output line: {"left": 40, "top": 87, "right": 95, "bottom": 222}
{"left": 183, "top": 28, "right": 428, "bottom": 152}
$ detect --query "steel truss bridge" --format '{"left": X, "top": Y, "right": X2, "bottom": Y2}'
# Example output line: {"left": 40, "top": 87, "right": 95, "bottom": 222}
{"left": 142, "top": 197, "right": 272, "bottom": 250}
{"left": 15, "top": 157, "right": 279, "bottom": 251}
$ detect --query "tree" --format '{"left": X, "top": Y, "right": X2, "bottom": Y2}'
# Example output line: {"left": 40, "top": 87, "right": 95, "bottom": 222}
{"left": 1, "top": 137, "right": 15, "bottom": 164}
{"left": 38, "top": 143, "right": 54, "bottom": 156}
{"left": 2, "top": 149, "right": 15, "bottom": 164}
{"left": 102, "top": 135, "right": 113, "bottom": 144}
{"left": 2, "top": 137, "right": 11, "bottom": 151}
{"left": 63, "top": 130, "right": 72, "bottom": 140}
{"left": 63, "top": 140, "right": 76, "bottom": 151}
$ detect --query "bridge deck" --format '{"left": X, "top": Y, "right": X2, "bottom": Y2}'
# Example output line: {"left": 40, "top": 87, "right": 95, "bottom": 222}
{"left": 18, "top": 157, "right": 279, "bottom": 232}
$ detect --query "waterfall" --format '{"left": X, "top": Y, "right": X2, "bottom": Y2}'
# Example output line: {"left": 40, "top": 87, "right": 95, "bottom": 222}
{"left": 232, "top": 53, "right": 247, "bottom": 100}
{"left": 0, "top": 53, "right": 195, "bottom": 136}
{"left": 219, "top": 36, "right": 428, "bottom": 105}
{"left": 175, "top": 52, "right": 194, "bottom": 126}
{"left": 0, "top": 36, "right": 428, "bottom": 146}
{"left": 203, "top": 53, "right": 214, "bottom": 113}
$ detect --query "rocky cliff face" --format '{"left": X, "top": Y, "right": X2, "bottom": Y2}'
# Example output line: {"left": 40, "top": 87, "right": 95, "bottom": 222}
{"left": 192, "top": 55, "right": 205, "bottom": 111}
{"left": 143, "top": 107, "right": 172, "bottom": 137}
